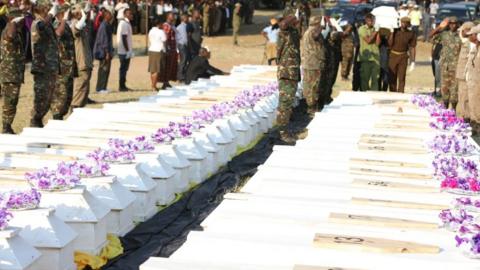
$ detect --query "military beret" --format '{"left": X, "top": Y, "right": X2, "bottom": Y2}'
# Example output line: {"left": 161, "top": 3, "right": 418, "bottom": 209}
{"left": 467, "top": 24, "right": 480, "bottom": 35}
{"left": 309, "top": 16, "right": 321, "bottom": 26}
{"left": 400, "top": 17, "right": 411, "bottom": 23}
{"left": 7, "top": 7, "right": 24, "bottom": 18}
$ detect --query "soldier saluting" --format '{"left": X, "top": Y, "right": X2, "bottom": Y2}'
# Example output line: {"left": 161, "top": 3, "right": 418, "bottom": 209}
{"left": 0, "top": 7, "right": 25, "bottom": 134}
{"left": 30, "top": 0, "right": 60, "bottom": 127}
{"left": 277, "top": 8, "right": 301, "bottom": 143}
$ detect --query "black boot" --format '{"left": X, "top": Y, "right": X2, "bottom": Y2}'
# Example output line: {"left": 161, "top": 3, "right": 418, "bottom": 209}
{"left": 52, "top": 114, "right": 63, "bottom": 120}
{"left": 2, "top": 124, "right": 14, "bottom": 134}
{"left": 30, "top": 119, "right": 44, "bottom": 128}
{"left": 443, "top": 101, "right": 449, "bottom": 109}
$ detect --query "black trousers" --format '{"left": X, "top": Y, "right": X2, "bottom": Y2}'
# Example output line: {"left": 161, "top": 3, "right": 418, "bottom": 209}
{"left": 96, "top": 58, "right": 111, "bottom": 91}
{"left": 118, "top": 54, "right": 131, "bottom": 89}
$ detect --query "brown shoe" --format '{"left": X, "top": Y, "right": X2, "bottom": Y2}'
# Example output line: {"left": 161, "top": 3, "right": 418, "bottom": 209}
{"left": 296, "top": 128, "right": 309, "bottom": 140}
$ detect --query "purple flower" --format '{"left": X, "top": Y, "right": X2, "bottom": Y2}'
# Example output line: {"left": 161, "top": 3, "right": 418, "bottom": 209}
{"left": 0, "top": 208, "right": 12, "bottom": 230}
{"left": 25, "top": 163, "right": 81, "bottom": 191}
{"left": 428, "top": 134, "right": 475, "bottom": 155}
{"left": 1, "top": 188, "right": 41, "bottom": 210}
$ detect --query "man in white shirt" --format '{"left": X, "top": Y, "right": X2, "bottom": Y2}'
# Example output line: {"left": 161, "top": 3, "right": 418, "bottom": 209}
{"left": 398, "top": 4, "right": 409, "bottom": 18}
{"left": 176, "top": 13, "right": 189, "bottom": 82}
{"left": 116, "top": 8, "right": 134, "bottom": 91}
{"left": 115, "top": 0, "right": 129, "bottom": 19}
{"left": 148, "top": 19, "right": 167, "bottom": 90}
{"left": 430, "top": 0, "right": 439, "bottom": 17}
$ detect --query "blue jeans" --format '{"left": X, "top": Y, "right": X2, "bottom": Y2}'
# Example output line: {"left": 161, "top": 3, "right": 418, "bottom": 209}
{"left": 177, "top": 44, "right": 190, "bottom": 81}
{"left": 118, "top": 54, "right": 130, "bottom": 89}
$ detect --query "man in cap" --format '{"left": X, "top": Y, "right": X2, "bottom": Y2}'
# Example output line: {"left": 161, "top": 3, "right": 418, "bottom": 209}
{"left": 232, "top": 2, "right": 241, "bottom": 45}
{"left": 70, "top": 3, "right": 94, "bottom": 108}
{"left": 0, "top": 7, "right": 25, "bottom": 134}
{"left": 430, "top": 17, "right": 462, "bottom": 110}
{"left": 30, "top": 0, "right": 60, "bottom": 127}
{"left": 455, "top": 21, "right": 475, "bottom": 120}
{"left": 388, "top": 16, "right": 417, "bottom": 93}
{"left": 398, "top": 4, "right": 409, "bottom": 19}
{"left": 50, "top": 3, "right": 76, "bottom": 120}
{"left": 262, "top": 17, "right": 280, "bottom": 65}
{"left": 409, "top": 5, "right": 422, "bottom": 38}
{"left": 358, "top": 13, "right": 380, "bottom": 91}
{"left": 465, "top": 25, "right": 480, "bottom": 133}
{"left": 340, "top": 23, "right": 354, "bottom": 81}
{"left": 276, "top": 10, "right": 300, "bottom": 142}
{"left": 301, "top": 15, "right": 325, "bottom": 117}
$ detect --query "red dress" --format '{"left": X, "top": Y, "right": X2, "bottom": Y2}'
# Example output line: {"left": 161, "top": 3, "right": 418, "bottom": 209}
{"left": 161, "top": 22, "right": 178, "bottom": 82}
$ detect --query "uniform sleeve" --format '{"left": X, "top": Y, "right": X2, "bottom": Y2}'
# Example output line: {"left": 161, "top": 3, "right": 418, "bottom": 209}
{"left": 71, "top": 19, "right": 81, "bottom": 37}
{"left": 31, "top": 21, "right": 47, "bottom": 44}
{"left": 409, "top": 32, "right": 417, "bottom": 48}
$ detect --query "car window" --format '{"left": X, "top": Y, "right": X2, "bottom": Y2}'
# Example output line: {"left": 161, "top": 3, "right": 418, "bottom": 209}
{"left": 438, "top": 8, "right": 471, "bottom": 21}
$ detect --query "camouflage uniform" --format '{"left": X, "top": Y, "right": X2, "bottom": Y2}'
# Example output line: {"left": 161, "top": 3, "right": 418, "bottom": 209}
{"left": 277, "top": 23, "right": 300, "bottom": 127}
{"left": 341, "top": 31, "right": 354, "bottom": 79}
{"left": 301, "top": 19, "right": 325, "bottom": 114}
{"left": 50, "top": 21, "right": 76, "bottom": 120}
{"left": 436, "top": 30, "right": 462, "bottom": 107}
{"left": 322, "top": 31, "right": 342, "bottom": 104}
{"left": 31, "top": 17, "right": 60, "bottom": 127}
{"left": 0, "top": 21, "right": 25, "bottom": 133}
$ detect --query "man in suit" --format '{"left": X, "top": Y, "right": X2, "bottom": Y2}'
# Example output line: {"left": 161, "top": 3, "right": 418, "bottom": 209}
{"left": 185, "top": 47, "right": 227, "bottom": 85}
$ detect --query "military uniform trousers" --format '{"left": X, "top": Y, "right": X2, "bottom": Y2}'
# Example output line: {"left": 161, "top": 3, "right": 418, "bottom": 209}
{"left": 96, "top": 58, "right": 112, "bottom": 91}
{"left": 51, "top": 75, "right": 73, "bottom": 119}
{"left": 72, "top": 69, "right": 92, "bottom": 108}
{"left": 302, "top": 69, "right": 321, "bottom": 114}
{"left": 1, "top": 83, "right": 20, "bottom": 126}
{"left": 457, "top": 80, "right": 469, "bottom": 120}
{"left": 360, "top": 61, "right": 379, "bottom": 91}
{"left": 203, "top": 18, "right": 210, "bottom": 36}
{"left": 440, "top": 65, "right": 458, "bottom": 105}
{"left": 388, "top": 52, "right": 408, "bottom": 93}
{"left": 31, "top": 73, "right": 56, "bottom": 125}
{"left": 233, "top": 24, "right": 240, "bottom": 45}
{"left": 341, "top": 54, "right": 353, "bottom": 79}
{"left": 277, "top": 79, "right": 298, "bottom": 127}
{"left": 467, "top": 79, "right": 480, "bottom": 123}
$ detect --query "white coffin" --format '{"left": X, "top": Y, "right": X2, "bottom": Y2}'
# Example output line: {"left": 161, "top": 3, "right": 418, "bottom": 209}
{"left": 154, "top": 145, "right": 191, "bottom": 194}
{"left": 39, "top": 186, "right": 110, "bottom": 254}
{"left": 82, "top": 176, "right": 136, "bottom": 236}
{"left": 173, "top": 138, "right": 209, "bottom": 184}
{"left": 0, "top": 228, "right": 41, "bottom": 270}
{"left": 136, "top": 154, "right": 176, "bottom": 206}
{"left": 10, "top": 208, "right": 77, "bottom": 270}
{"left": 109, "top": 163, "right": 158, "bottom": 222}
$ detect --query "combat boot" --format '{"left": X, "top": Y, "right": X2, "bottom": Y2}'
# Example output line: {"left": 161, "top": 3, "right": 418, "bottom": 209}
{"left": 279, "top": 130, "right": 296, "bottom": 144}
{"left": 2, "top": 124, "right": 15, "bottom": 134}
{"left": 52, "top": 114, "right": 63, "bottom": 120}
{"left": 296, "top": 128, "right": 309, "bottom": 140}
{"left": 30, "top": 119, "right": 44, "bottom": 128}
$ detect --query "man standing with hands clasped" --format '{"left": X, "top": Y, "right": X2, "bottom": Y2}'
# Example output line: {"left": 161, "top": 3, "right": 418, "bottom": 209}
{"left": 358, "top": 13, "right": 380, "bottom": 91}
{"left": 430, "top": 17, "right": 462, "bottom": 110}
{"left": 388, "top": 16, "right": 417, "bottom": 93}
{"left": 117, "top": 8, "right": 134, "bottom": 92}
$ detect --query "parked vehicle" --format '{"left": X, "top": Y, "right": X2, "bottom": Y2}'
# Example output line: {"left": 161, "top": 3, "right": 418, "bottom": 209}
{"left": 435, "top": 4, "right": 473, "bottom": 25}
{"left": 453, "top": 1, "right": 480, "bottom": 19}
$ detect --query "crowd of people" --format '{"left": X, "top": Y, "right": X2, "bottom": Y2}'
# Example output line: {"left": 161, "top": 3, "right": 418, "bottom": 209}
{"left": 0, "top": 0, "right": 243, "bottom": 134}
{"left": 274, "top": 3, "right": 480, "bottom": 141}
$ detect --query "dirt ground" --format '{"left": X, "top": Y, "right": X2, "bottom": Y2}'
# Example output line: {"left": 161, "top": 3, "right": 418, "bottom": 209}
{"left": 6, "top": 9, "right": 435, "bottom": 133}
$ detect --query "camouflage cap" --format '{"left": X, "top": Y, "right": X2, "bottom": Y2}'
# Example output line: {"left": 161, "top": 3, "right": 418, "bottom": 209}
{"left": 309, "top": 16, "right": 321, "bottom": 26}
{"left": 7, "top": 7, "right": 24, "bottom": 18}
{"left": 35, "top": 0, "right": 51, "bottom": 7}
{"left": 71, "top": 3, "right": 82, "bottom": 13}
{"left": 449, "top": 16, "right": 458, "bottom": 23}
{"left": 467, "top": 24, "right": 480, "bottom": 35}
{"left": 283, "top": 6, "right": 295, "bottom": 17}
{"left": 58, "top": 3, "right": 71, "bottom": 13}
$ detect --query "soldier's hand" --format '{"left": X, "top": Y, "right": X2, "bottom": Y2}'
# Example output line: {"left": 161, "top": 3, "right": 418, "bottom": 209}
{"left": 439, "top": 18, "right": 449, "bottom": 29}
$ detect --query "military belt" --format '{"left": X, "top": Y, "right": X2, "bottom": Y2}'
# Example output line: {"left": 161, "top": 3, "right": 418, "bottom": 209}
{"left": 390, "top": 50, "right": 408, "bottom": 55}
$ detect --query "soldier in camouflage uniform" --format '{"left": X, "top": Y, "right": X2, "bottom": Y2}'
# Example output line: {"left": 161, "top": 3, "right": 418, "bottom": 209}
{"left": 30, "top": 0, "right": 60, "bottom": 127}
{"left": 277, "top": 11, "right": 300, "bottom": 142}
{"left": 301, "top": 16, "right": 325, "bottom": 116}
{"left": 430, "top": 17, "right": 462, "bottom": 110}
{"left": 0, "top": 8, "right": 25, "bottom": 134}
{"left": 321, "top": 19, "right": 342, "bottom": 106}
{"left": 341, "top": 24, "right": 354, "bottom": 81}
{"left": 50, "top": 4, "right": 76, "bottom": 120}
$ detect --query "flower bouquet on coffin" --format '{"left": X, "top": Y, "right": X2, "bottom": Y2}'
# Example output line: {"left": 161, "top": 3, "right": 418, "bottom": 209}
{"left": 427, "top": 133, "right": 477, "bottom": 156}
{"left": 455, "top": 231, "right": 480, "bottom": 259}
{"left": 455, "top": 197, "right": 480, "bottom": 213}
{"left": 439, "top": 208, "right": 476, "bottom": 231}
{"left": 0, "top": 207, "right": 12, "bottom": 230}
{"left": 429, "top": 109, "right": 472, "bottom": 135}
{"left": 0, "top": 188, "right": 41, "bottom": 211}
{"left": 441, "top": 176, "right": 480, "bottom": 195}
{"left": 25, "top": 162, "right": 82, "bottom": 191}
{"left": 411, "top": 94, "right": 439, "bottom": 109}
{"left": 432, "top": 155, "right": 479, "bottom": 180}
